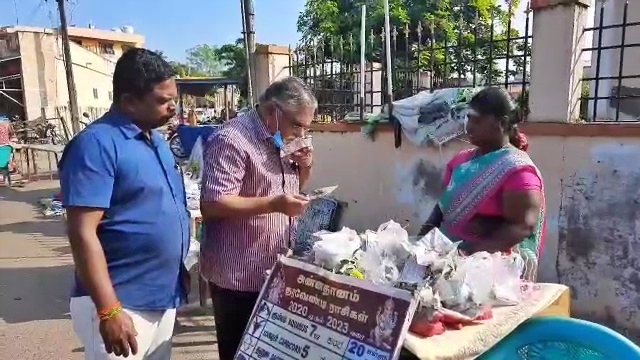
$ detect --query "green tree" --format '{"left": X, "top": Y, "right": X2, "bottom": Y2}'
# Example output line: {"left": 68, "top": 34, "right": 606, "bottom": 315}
{"left": 185, "top": 44, "right": 225, "bottom": 76}
{"left": 215, "top": 38, "right": 249, "bottom": 99}
{"left": 156, "top": 42, "right": 249, "bottom": 102}
{"left": 296, "top": 0, "right": 528, "bottom": 88}
{"left": 170, "top": 61, "right": 206, "bottom": 77}
{"left": 153, "top": 49, "right": 205, "bottom": 77}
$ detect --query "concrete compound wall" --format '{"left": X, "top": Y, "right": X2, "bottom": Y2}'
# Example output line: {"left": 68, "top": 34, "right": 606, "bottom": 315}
{"left": 305, "top": 123, "right": 640, "bottom": 338}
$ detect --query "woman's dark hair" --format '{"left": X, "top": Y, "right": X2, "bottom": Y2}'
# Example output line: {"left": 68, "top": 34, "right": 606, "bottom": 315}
{"left": 468, "top": 86, "right": 528, "bottom": 151}
{"left": 112, "top": 48, "right": 176, "bottom": 104}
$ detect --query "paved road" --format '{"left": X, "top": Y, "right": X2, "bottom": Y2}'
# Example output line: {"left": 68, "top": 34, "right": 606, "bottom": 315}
{"left": 0, "top": 181, "right": 219, "bottom": 360}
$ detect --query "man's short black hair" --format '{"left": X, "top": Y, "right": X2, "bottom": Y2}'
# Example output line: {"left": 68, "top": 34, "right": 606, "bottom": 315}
{"left": 112, "top": 48, "right": 176, "bottom": 103}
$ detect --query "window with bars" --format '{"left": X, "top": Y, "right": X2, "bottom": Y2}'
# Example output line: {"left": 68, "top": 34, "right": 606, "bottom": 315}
{"left": 99, "top": 43, "right": 115, "bottom": 55}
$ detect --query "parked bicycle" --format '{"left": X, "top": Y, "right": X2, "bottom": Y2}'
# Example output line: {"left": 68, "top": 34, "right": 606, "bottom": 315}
{"left": 40, "top": 122, "right": 65, "bottom": 145}
{"left": 11, "top": 118, "right": 66, "bottom": 145}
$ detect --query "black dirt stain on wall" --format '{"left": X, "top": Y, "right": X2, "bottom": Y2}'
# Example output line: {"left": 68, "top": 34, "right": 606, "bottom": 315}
{"left": 558, "top": 167, "right": 640, "bottom": 335}
{"left": 411, "top": 159, "right": 445, "bottom": 199}
{"left": 558, "top": 175, "right": 597, "bottom": 262}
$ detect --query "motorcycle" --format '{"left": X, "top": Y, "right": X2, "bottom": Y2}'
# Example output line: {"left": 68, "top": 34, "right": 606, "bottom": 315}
{"left": 166, "top": 123, "right": 187, "bottom": 158}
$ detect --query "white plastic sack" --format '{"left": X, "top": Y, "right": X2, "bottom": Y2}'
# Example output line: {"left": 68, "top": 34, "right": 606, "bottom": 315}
{"left": 390, "top": 87, "right": 483, "bottom": 146}
{"left": 312, "top": 227, "right": 361, "bottom": 270}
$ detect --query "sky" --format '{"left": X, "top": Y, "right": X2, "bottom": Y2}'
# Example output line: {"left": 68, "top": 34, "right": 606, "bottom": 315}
{"left": 1, "top": 0, "right": 593, "bottom": 63}
{"left": 0, "top": 0, "right": 306, "bottom": 61}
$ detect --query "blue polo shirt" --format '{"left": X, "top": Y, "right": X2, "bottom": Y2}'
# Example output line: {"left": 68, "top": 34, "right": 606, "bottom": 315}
{"left": 59, "top": 110, "right": 190, "bottom": 311}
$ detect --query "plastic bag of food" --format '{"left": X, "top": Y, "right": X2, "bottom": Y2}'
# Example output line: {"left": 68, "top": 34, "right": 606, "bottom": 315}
{"left": 312, "top": 227, "right": 361, "bottom": 270}
{"left": 374, "top": 220, "right": 413, "bottom": 261}
{"left": 359, "top": 221, "right": 410, "bottom": 286}
{"left": 366, "top": 257, "right": 401, "bottom": 285}
{"left": 434, "top": 276, "right": 486, "bottom": 318}
{"left": 433, "top": 251, "right": 492, "bottom": 318}
{"left": 417, "top": 228, "right": 456, "bottom": 255}
{"left": 187, "top": 136, "right": 204, "bottom": 179}
{"left": 412, "top": 228, "right": 456, "bottom": 267}
{"left": 490, "top": 252, "right": 525, "bottom": 306}
{"left": 434, "top": 250, "right": 524, "bottom": 317}
{"left": 398, "top": 256, "right": 427, "bottom": 285}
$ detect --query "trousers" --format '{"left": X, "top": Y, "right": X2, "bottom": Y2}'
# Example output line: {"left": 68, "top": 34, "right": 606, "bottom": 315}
{"left": 70, "top": 296, "right": 176, "bottom": 360}
{"left": 209, "top": 283, "right": 259, "bottom": 360}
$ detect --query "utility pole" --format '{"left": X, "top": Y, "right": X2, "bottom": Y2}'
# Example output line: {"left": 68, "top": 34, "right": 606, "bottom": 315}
{"left": 242, "top": 0, "right": 256, "bottom": 104}
{"left": 54, "top": 0, "right": 81, "bottom": 134}
{"left": 240, "top": 0, "right": 254, "bottom": 107}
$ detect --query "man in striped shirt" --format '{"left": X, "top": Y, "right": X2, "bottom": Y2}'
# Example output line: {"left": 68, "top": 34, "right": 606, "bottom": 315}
{"left": 200, "top": 77, "right": 317, "bottom": 360}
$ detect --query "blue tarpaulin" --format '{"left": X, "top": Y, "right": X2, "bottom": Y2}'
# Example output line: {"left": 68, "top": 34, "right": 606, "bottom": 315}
{"left": 176, "top": 124, "right": 220, "bottom": 156}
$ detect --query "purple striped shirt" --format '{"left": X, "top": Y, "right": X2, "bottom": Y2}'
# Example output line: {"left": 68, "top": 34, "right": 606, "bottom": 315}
{"left": 200, "top": 110, "right": 299, "bottom": 292}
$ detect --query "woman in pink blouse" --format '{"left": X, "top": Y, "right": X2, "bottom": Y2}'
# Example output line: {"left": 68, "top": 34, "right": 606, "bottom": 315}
{"left": 419, "top": 87, "right": 545, "bottom": 280}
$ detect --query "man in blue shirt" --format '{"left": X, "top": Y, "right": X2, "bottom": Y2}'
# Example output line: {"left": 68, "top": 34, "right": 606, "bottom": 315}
{"left": 60, "top": 48, "right": 190, "bottom": 360}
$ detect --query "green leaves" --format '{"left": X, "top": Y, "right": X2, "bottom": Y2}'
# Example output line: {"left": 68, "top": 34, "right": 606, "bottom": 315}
{"left": 160, "top": 39, "right": 249, "bottom": 101}
{"left": 295, "top": 0, "right": 531, "bottom": 86}
{"left": 185, "top": 44, "right": 226, "bottom": 76}
{"left": 215, "top": 40, "right": 249, "bottom": 99}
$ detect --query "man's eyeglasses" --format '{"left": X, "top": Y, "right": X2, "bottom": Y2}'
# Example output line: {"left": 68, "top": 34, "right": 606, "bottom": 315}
{"left": 275, "top": 104, "right": 310, "bottom": 130}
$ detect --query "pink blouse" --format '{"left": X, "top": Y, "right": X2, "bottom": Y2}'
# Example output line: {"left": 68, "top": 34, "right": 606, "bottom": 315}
{"left": 443, "top": 150, "right": 542, "bottom": 217}
{"left": 0, "top": 123, "right": 11, "bottom": 146}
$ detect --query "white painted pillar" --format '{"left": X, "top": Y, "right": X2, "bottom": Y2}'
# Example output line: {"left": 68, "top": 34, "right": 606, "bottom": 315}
{"left": 528, "top": 0, "right": 591, "bottom": 122}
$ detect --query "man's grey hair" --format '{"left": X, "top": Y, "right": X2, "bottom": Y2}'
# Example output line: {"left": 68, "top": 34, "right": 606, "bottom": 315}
{"left": 258, "top": 76, "right": 318, "bottom": 113}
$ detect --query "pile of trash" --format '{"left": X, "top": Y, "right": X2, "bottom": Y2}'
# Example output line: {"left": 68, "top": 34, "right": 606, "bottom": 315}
{"left": 298, "top": 220, "right": 526, "bottom": 338}
{"left": 38, "top": 192, "right": 64, "bottom": 217}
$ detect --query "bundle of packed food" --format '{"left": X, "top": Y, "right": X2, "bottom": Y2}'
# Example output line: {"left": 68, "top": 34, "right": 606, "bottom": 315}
{"left": 295, "top": 220, "right": 526, "bottom": 338}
